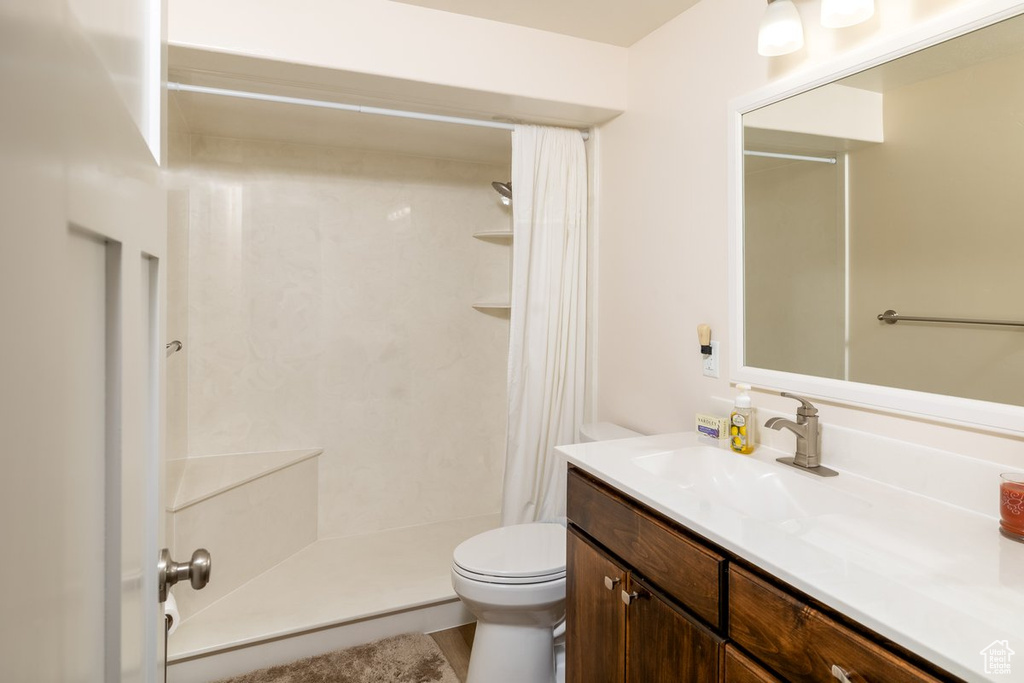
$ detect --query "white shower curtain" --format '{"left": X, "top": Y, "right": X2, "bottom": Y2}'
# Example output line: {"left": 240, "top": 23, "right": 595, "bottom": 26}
{"left": 501, "top": 124, "right": 588, "bottom": 526}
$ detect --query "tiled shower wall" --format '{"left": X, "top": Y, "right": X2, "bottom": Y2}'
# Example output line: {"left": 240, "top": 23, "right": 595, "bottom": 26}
{"left": 167, "top": 135, "right": 510, "bottom": 538}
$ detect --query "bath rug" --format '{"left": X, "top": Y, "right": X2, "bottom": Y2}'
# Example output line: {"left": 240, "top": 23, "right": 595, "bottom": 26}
{"left": 216, "top": 633, "right": 461, "bottom": 683}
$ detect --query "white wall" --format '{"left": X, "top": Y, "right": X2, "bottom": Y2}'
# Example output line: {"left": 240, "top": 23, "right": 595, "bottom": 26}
{"left": 167, "top": 133, "right": 511, "bottom": 539}
{"left": 595, "top": 0, "right": 1024, "bottom": 467}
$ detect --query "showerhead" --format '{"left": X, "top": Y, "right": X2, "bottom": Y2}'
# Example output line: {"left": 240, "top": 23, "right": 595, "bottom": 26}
{"left": 491, "top": 181, "right": 512, "bottom": 200}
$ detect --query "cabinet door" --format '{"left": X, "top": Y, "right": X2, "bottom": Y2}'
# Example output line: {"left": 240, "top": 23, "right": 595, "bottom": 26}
{"left": 566, "top": 527, "right": 627, "bottom": 683}
{"left": 724, "top": 644, "right": 782, "bottom": 683}
{"left": 625, "top": 576, "right": 723, "bottom": 683}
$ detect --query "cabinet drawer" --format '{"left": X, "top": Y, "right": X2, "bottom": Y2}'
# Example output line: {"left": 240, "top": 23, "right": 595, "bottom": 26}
{"left": 567, "top": 468, "right": 723, "bottom": 627}
{"left": 729, "top": 566, "right": 942, "bottom": 682}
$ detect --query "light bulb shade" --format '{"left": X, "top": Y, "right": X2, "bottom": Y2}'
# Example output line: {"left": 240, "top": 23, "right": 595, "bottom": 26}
{"left": 820, "top": 0, "right": 874, "bottom": 28}
{"left": 758, "top": 0, "right": 804, "bottom": 57}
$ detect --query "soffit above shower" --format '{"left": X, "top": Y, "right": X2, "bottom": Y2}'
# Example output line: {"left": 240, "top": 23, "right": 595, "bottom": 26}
{"left": 169, "top": 46, "right": 622, "bottom": 127}
{"left": 168, "top": 0, "right": 627, "bottom": 119}
{"left": 387, "top": 0, "right": 701, "bottom": 47}
{"left": 169, "top": 69, "right": 514, "bottom": 165}
{"left": 168, "top": 44, "right": 622, "bottom": 164}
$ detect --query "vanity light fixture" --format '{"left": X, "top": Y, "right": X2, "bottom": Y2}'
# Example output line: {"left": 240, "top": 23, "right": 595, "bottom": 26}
{"left": 821, "top": 0, "right": 875, "bottom": 28}
{"left": 758, "top": 0, "right": 805, "bottom": 57}
{"left": 759, "top": 0, "right": 876, "bottom": 57}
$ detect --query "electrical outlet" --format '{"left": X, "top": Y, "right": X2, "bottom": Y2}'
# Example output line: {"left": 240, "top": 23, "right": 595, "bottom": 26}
{"left": 702, "top": 340, "right": 720, "bottom": 378}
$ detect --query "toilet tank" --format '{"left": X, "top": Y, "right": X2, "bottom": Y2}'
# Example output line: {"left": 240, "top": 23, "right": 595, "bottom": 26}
{"left": 578, "top": 422, "right": 642, "bottom": 443}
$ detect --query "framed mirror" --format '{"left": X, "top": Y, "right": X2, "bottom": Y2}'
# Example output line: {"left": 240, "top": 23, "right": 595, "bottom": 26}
{"left": 730, "top": 3, "right": 1024, "bottom": 434}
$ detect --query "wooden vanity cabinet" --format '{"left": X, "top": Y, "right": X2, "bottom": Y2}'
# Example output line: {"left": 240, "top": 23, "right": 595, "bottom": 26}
{"left": 566, "top": 466, "right": 959, "bottom": 683}
{"left": 567, "top": 468, "right": 725, "bottom": 682}
{"left": 567, "top": 466, "right": 724, "bottom": 628}
{"left": 566, "top": 527, "right": 723, "bottom": 683}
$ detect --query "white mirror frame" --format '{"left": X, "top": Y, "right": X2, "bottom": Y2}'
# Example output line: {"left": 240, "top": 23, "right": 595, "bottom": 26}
{"left": 729, "top": 0, "right": 1024, "bottom": 436}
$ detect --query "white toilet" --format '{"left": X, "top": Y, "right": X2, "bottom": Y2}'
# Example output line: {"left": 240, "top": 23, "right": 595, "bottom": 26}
{"left": 451, "top": 422, "right": 642, "bottom": 683}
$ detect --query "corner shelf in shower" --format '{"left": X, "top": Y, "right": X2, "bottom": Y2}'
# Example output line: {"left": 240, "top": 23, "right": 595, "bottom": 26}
{"left": 472, "top": 302, "right": 511, "bottom": 311}
{"left": 472, "top": 230, "right": 514, "bottom": 242}
{"left": 472, "top": 226, "right": 512, "bottom": 313}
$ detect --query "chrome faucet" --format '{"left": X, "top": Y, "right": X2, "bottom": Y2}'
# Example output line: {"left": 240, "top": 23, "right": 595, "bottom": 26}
{"left": 764, "top": 393, "right": 838, "bottom": 477}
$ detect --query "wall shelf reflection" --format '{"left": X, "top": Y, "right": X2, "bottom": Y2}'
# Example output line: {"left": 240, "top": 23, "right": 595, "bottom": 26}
{"left": 473, "top": 231, "right": 514, "bottom": 241}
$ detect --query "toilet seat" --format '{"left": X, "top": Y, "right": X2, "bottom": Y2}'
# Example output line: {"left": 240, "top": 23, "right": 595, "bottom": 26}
{"left": 452, "top": 523, "right": 566, "bottom": 585}
{"left": 452, "top": 563, "right": 565, "bottom": 585}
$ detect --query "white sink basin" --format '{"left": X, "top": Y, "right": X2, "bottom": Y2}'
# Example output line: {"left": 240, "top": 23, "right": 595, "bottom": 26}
{"left": 633, "top": 446, "right": 868, "bottom": 522}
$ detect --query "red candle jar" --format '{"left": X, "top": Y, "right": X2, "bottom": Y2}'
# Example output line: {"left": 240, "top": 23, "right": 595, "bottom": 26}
{"left": 1000, "top": 473, "right": 1024, "bottom": 542}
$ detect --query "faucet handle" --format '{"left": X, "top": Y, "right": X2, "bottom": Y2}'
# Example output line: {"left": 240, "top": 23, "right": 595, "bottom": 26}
{"left": 781, "top": 392, "right": 819, "bottom": 416}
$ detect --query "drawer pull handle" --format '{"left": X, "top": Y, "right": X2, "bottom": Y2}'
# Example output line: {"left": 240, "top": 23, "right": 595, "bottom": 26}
{"left": 831, "top": 665, "right": 852, "bottom": 682}
{"left": 621, "top": 589, "right": 643, "bottom": 605}
{"left": 603, "top": 576, "right": 620, "bottom": 590}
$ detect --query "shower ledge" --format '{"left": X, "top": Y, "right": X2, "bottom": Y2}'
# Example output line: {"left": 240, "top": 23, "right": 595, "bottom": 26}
{"left": 169, "top": 448, "right": 322, "bottom": 512}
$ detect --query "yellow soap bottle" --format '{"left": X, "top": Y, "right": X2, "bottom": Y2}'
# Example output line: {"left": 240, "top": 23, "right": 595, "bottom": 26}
{"left": 730, "top": 384, "right": 755, "bottom": 454}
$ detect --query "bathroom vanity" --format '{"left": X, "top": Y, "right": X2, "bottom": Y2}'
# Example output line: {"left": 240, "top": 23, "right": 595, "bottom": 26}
{"left": 560, "top": 433, "right": 1024, "bottom": 682}
{"left": 567, "top": 467, "right": 945, "bottom": 682}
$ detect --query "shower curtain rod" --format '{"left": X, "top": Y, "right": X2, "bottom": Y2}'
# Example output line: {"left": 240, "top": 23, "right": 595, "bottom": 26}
{"left": 167, "top": 82, "right": 591, "bottom": 140}
{"left": 744, "top": 150, "right": 837, "bottom": 164}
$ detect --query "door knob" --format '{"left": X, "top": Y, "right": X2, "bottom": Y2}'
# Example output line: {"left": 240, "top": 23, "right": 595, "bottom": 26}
{"left": 158, "top": 548, "right": 211, "bottom": 603}
{"left": 604, "top": 576, "right": 620, "bottom": 590}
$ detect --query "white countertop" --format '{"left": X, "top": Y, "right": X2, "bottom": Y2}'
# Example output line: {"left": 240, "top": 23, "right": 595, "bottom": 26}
{"left": 559, "top": 432, "right": 1024, "bottom": 683}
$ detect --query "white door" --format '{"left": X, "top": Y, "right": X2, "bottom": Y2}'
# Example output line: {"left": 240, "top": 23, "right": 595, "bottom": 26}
{"left": 0, "top": 0, "right": 166, "bottom": 681}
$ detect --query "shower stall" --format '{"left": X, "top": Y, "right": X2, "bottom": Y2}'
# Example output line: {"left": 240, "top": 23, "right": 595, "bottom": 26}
{"left": 164, "top": 76, "right": 516, "bottom": 680}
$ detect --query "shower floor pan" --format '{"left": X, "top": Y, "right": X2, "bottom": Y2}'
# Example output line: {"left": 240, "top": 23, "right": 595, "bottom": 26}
{"left": 167, "top": 513, "right": 499, "bottom": 683}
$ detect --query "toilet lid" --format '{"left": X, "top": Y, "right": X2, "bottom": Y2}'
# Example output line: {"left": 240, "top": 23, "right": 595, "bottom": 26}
{"left": 453, "top": 523, "right": 566, "bottom": 582}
